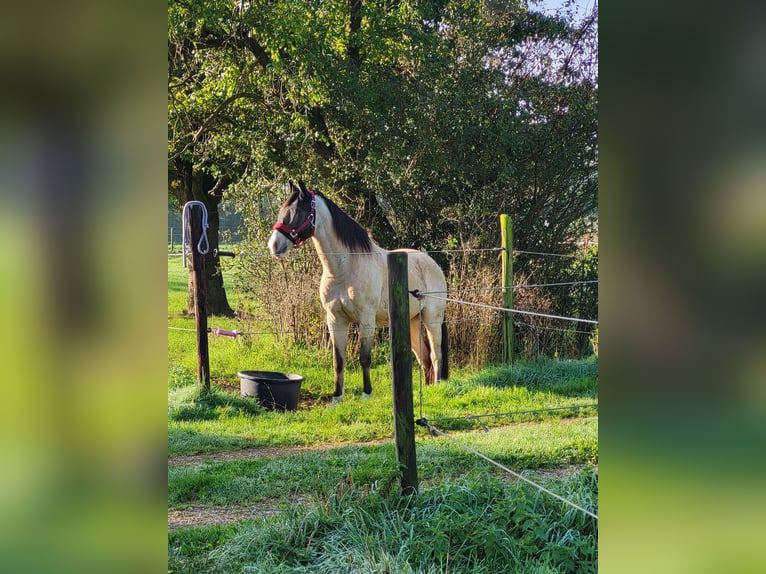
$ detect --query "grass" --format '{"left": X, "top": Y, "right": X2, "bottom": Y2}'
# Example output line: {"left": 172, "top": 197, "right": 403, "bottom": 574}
{"left": 168, "top": 252, "right": 597, "bottom": 455}
{"left": 168, "top": 253, "right": 598, "bottom": 573}
{"left": 168, "top": 359, "right": 597, "bottom": 455}
{"left": 169, "top": 470, "right": 598, "bottom": 574}
{"left": 168, "top": 418, "right": 597, "bottom": 508}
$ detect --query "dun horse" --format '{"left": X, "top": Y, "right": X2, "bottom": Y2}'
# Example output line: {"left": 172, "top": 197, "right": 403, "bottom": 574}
{"left": 268, "top": 180, "right": 448, "bottom": 404}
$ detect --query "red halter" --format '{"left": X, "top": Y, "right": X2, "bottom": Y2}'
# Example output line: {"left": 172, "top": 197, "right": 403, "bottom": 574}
{"left": 272, "top": 190, "right": 316, "bottom": 247}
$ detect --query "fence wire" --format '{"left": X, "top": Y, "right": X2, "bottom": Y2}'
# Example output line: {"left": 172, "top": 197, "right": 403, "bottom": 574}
{"left": 417, "top": 292, "right": 598, "bottom": 325}
{"left": 416, "top": 418, "right": 598, "bottom": 520}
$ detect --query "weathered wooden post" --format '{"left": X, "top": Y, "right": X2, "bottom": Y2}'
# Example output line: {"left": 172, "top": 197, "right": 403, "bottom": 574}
{"left": 387, "top": 252, "right": 418, "bottom": 495}
{"left": 185, "top": 204, "right": 211, "bottom": 390}
{"left": 500, "top": 214, "right": 513, "bottom": 364}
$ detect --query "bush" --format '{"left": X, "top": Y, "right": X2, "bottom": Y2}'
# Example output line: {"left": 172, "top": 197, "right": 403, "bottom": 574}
{"left": 234, "top": 249, "right": 325, "bottom": 346}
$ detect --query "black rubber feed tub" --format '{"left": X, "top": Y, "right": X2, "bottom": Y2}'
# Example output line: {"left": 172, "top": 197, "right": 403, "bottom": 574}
{"left": 238, "top": 371, "right": 303, "bottom": 411}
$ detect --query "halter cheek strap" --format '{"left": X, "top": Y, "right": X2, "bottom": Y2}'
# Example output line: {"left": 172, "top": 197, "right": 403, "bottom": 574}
{"left": 272, "top": 190, "right": 316, "bottom": 247}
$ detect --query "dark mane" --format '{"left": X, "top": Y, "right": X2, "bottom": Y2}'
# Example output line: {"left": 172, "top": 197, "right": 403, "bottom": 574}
{"left": 318, "top": 191, "right": 372, "bottom": 252}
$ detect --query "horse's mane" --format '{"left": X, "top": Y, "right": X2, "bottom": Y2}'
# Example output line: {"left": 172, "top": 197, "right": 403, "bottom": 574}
{"left": 317, "top": 191, "right": 373, "bottom": 253}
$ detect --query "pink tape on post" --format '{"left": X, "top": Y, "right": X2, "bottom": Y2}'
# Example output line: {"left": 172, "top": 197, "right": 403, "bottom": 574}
{"left": 214, "top": 327, "right": 239, "bottom": 339}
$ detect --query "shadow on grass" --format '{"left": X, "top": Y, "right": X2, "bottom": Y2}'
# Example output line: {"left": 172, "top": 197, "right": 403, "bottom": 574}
{"left": 168, "top": 427, "right": 252, "bottom": 455}
{"left": 468, "top": 356, "right": 598, "bottom": 397}
{"left": 170, "top": 386, "right": 265, "bottom": 422}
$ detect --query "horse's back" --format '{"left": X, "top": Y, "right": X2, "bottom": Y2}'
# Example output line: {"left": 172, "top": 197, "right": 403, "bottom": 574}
{"left": 370, "top": 248, "right": 446, "bottom": 324}
{"left": 394, "top": 249, "right": 447, "bottom": 320}
{"left": 392, "top": 248, "right": 447, "bottom": 293}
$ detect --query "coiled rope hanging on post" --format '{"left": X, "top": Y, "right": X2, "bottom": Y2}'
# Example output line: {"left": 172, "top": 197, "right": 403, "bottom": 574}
{"left": 181, "top": 200, "right": 210, "bottom": 268}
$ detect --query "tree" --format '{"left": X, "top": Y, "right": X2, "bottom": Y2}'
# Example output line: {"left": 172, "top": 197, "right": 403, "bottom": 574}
{"left": 167, "top": 0, "right": 252, "bottom": 317}
{"left": 167, "top": 0, "right": 598, "bottom": 351}
{"left": 168, "top": 158, "right": 233, "bottom": 316}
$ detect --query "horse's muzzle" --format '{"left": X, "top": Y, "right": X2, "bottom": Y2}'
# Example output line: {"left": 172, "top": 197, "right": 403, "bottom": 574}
{"left": 267, "top": 230, "right": 290, "bottom": 259}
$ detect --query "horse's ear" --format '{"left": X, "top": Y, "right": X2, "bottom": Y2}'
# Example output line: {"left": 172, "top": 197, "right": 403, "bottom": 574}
{"left": 298, "top": 180, "right": 310, "bottom": 198}
{"left": 289, "top": 180, "right": 300, "bottom": 195}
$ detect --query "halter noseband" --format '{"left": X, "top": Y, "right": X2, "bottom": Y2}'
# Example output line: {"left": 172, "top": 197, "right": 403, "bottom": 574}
{"left": 272, "top": 190, "right": 316, "bottom": 247}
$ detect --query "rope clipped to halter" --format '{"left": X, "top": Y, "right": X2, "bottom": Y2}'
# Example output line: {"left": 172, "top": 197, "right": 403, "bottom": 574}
{"left": 272, "top": 189, "right": 317, "bottom": 247}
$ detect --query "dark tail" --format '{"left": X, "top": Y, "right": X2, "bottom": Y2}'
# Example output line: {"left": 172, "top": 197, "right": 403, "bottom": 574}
{"left": 440, "top": 322, "right": 449, "bottom": 381}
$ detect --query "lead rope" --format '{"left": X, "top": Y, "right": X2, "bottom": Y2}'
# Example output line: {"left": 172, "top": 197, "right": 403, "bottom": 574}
{"left": 181, "top": 201, "right": 210, "bottom": 268}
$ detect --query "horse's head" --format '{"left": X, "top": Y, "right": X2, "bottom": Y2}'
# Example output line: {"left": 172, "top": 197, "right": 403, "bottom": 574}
{"left": 268, "top": 180, "right": 316, "bottom": 258}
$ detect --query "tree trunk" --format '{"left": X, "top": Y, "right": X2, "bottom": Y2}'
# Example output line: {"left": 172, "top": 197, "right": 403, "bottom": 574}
{"left": 175, "top": 159, "right": 235, "bottom": 317}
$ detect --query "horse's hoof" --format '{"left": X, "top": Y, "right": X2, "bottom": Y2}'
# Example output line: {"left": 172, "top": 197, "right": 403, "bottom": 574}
{"left": 330, "top": 394, "right": 344, "bottom": 406}
{"left": 361, "top": 392, "right": 372, "bottom": 401}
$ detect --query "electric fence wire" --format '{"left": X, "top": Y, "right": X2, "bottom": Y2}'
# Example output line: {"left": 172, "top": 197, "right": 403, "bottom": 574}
{"left": 415, "top": 418, "right": 598, "bottom": 520}
{"left": 417, "top": 292, "right": 598, "bottom": 325}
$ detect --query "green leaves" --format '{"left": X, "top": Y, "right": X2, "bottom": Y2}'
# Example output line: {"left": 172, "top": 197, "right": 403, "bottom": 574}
{"left": 169, "top": 0, "right": 598, "bottom": 355}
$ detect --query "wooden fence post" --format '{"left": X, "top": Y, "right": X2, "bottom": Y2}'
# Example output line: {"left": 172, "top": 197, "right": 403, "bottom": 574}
{"left": 387, "top": 252, "right": 418, "bottom": 495}
{"left": 500, "top": 214, "right": 513, "bottom": 364}
{"left": 187, "top": 207, "right": 211, "bottom": 390}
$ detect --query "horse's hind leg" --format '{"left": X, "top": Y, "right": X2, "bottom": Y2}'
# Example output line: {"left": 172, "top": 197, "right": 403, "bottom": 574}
{"left": 359, "top": 321, "right": 376, "bottom": 400}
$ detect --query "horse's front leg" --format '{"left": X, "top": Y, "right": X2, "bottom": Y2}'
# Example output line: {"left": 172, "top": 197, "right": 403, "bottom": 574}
{"left": 359, "top": 321, "right": 376, "bottom": 400}
{"left": 328, "top": 316, "right": 349, "bottom": 404}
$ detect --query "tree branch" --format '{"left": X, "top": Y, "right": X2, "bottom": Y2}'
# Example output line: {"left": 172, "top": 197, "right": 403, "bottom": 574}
{"left": 169, "top": 92, "right": 262, "bottom": 161}
{"left": 208, "top": 175, "right": 231, "bottom": 198}
{"left": 347, "top": 0, "right": 363, "bottom": 71}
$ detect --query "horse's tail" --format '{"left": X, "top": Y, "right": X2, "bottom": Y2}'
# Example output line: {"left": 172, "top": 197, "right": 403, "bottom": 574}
{"left": 420, "top": 327, "right": 435, "bottom": 384}
{"left": 440, "top": 321, "right": 449, "bottom": 381}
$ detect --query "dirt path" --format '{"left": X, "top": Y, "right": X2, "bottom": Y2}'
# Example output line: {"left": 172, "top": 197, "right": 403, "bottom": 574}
{"left": 169, "top": 423, "right": 596, "bottom": 531}
{"left": 168, "top": 442, "right": 388, "bottom": 530}
{"left": 169, "top": 503, "right": 283, "bottom": 530}
{"left": 168, "top": 447, "right": 590, "bottom": 531}
{"left": 168, "top": 418, "right": 593, "bottom": 467}
{"left": 168, "top": 439, "right": 391, "bottom": 467}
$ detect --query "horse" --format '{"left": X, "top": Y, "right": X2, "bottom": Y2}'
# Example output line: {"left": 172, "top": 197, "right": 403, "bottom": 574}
{"left": 267, "top": 180, "right": 449, "bottom": 404}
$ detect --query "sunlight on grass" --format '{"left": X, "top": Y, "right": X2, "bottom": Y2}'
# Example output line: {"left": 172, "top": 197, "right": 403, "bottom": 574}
{"left": 170, "top": 472, "right": 598, "bottom": 574}
{"left": 167, "top": 250, "right": 599, "bottom": 574}
{"left": 167, "top": 344, "right": 598, "bottom": 455}
{"left": 168, "top": 418, "right": 598, "bottom": 509}
{"left": 168, "top": 249, "right": 598, "bottom": 461}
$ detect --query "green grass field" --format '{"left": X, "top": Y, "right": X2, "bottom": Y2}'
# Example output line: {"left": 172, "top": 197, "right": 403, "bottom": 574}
{"left": 168, "top": 254, "right": 598, "bottom": 573}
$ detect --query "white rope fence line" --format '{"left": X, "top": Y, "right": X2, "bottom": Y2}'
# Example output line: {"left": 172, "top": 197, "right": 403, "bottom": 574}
{"left": 209, "top": 245, "right": 596, "bottom": 259}
{"left": 515, "top": 320, "right": 596, "bottom": 336}
{"left": 515, "top": 280, "right": 598, "bottom": 289}
{"left": 169, "top": 317, "right": 593, "bottom": 338}
{"left": 168, "top": 307, "right": 595, "bottom": 337}
{"left": 168, "top": 314, "right": 529, "bottom": 341}
{"left": 416, "top": 419, "right": 598, "bottom": 520}
{"left": 424, "top": 281, "right": 598, "bottom": 294}
{"left": 426, "top": 247, "right": 504, "bottom": 254}
{"left": 513, "top": 249, "right": 596, "bottom": 258}
{"left": 168, "top": 324, "right": 392, "bottom": 337}
{"left": 228, "top": 251, "right": 503, "bottom": 263}
{"left": 416, "top": 292, "right": 598, "bottom": 325}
